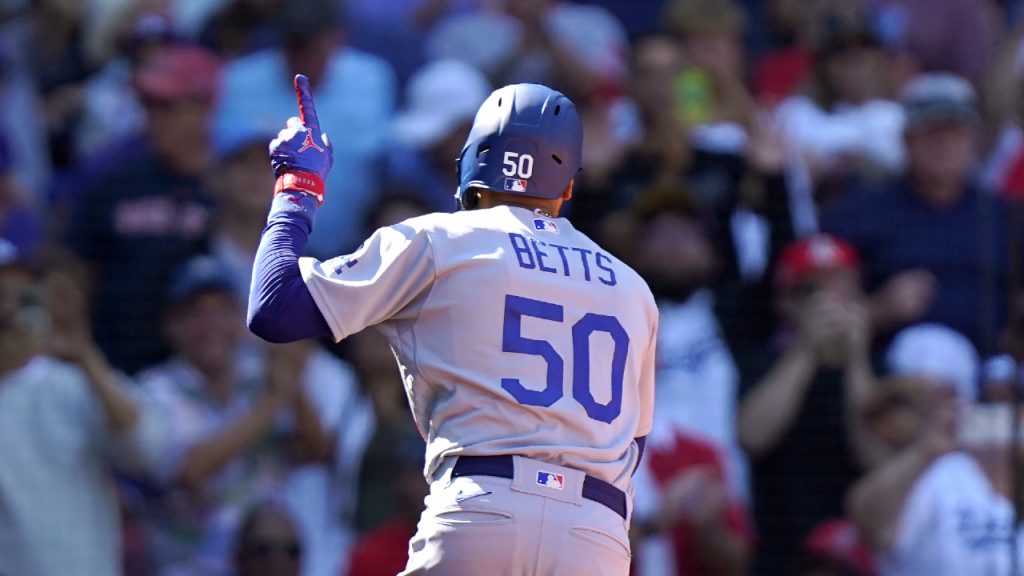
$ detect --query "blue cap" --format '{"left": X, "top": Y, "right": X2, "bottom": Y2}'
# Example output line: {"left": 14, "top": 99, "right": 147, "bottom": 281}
{"left": 456, "top": 83, "right": 582, "bottom": 209}
{"left": 166, "top": 255, "right": 237, "bottom": 306}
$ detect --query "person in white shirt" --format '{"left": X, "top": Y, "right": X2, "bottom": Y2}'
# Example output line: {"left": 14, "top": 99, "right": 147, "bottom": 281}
{"left": 0, "top": 242, "right": 164, "bottom": 576}
{"left": 849, "top": 326, "right": 1022, "bottom": 575}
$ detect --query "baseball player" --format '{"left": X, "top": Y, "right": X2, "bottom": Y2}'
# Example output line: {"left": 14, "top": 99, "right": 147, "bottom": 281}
{"left": 248, "top": 74, "right": 658, "bottom": 575}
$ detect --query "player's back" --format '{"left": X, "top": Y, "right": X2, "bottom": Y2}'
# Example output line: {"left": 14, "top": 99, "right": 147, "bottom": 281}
{"left": 389, "top": 205, "right": 657, "bottom": 492}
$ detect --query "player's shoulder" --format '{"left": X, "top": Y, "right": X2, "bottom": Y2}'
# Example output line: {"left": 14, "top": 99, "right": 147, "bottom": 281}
{"left": 570, "top": 227, "right": 658, "bottom": 316}
{"left": 394, "top": 208, "right": 513, "bottom": 237}
{"left": 607, "top": 248, "right": 658, "bottom": 310}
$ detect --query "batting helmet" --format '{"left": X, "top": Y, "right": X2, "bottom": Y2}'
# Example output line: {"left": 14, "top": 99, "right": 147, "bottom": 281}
{"left": 455, "top": 83, "right": 582, "bottom": 210}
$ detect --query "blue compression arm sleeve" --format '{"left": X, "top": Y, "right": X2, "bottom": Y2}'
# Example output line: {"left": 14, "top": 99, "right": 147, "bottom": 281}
{"left": 247, "top": 193, "right": 333, "bottom": 343}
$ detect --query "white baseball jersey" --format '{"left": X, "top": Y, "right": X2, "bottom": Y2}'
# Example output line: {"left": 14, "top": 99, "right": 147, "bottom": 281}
{"left": 881, "top": 452, "right": 1024, "bottom": 576}
{"left": 299, "top": 205, "right": 658, "bottom": 493}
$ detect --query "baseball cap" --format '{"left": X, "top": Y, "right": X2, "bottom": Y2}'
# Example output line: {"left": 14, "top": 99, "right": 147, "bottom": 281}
{"left": 886, "top": 322, "right": 979, "bottom": 403}
{"left": 392, "top": 59, "right": 492, "bottom": 149}
{"left": 901, "top": 72, "right": 977, "bottom": 130}
{"left": 802, "top": 519, "right": 876, "bottom": 576}
{"left": 165, "top": 255, "right": 237, "bottom": 307}
{"left": 775, "top": 234, "right": 860, "bottom": 289}
{"left": 134, "top": 44, "right": 222, "bottom": 104}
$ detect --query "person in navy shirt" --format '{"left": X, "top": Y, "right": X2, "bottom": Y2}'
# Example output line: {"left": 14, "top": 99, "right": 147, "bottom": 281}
{"left": 822, "top": 73, "right": 1017, "bottom": 357}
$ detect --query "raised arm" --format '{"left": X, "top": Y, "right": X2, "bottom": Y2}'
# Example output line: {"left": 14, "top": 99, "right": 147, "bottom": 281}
{"left": 247, "top": 74, "right": 334, "bottom": 343}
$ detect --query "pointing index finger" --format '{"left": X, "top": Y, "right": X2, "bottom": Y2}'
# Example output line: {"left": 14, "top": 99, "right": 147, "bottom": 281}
{"left": 294, "top": 74, "right": 320, "bottom": 132}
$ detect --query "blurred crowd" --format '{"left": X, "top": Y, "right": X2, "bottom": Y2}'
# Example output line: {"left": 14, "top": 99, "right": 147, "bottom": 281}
{"left": 2, "top": 0, "right": 1024, "bottom": 575}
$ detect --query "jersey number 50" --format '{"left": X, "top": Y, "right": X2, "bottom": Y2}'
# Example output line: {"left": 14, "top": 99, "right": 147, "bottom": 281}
{"left": 501, "top": 294, "right": 628, "bottom": 424}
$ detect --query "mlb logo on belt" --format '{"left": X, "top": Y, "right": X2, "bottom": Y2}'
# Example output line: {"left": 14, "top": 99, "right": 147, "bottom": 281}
{"left": 504, "top": 178, "right": 528, "bottom": 192}
{"left": 536, "top": 471, "right": 565, "bottom": 490}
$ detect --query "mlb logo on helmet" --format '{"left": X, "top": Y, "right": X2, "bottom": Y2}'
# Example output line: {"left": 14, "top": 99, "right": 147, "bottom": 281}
{"left": 504, "top": 178, "right": 528, "bottom": 192}
{"left": 536, "top": 471, "right": 565, "bottom": 490}
{"left": 533, "top": 219, "right": 559, "bottom": 233}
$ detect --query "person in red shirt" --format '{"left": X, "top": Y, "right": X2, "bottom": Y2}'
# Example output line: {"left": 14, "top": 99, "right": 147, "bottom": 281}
{"left": 631, "top": 428, "right": 754, "bottom": 576}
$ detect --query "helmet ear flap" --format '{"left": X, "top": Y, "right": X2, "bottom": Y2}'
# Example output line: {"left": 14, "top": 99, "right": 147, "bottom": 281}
{"left": 454, "top": 152, "right": 480, "bottom": 211}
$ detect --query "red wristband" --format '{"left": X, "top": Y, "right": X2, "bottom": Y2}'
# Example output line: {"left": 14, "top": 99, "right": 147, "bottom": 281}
{"left": 275, "top": 171, "right": 325, "bottom": 206}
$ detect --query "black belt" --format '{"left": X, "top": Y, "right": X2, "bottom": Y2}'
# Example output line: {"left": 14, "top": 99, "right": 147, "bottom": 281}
{"left": 451, "top": 455, "right": 627, "bottom": 520}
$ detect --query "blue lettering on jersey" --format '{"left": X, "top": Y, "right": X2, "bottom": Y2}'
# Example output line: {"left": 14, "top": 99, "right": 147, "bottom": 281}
{"left": 548, "top": 243, "right": 572, "bottom": 276}
{"left": 332, "top": 258, "right": 359, "bottom": 275}
{"left": 500, "top": 294, "right": 629, "bottom": 424}
{"left": 506, "top": 233, "right": 618, "bottom": 285}
{"left": 531, "top": 239, "right": 558, "bottom": 274}
{"left": 956, "top": 506, "right": 1013, "bottom": 549}
{"left": 509, "top": 233, "right": 536, "bottom": 269}
{"left": 570, "top": 247, "right": 592, "bottom": 281}
{"left": 595, "top": 252, "right": 617, "bottom": 286}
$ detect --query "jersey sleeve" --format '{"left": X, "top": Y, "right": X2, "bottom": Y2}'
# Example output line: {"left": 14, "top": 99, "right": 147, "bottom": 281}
{"left": 636, "top": 312, "right": 658, "bottom": 438}
{"left": 299, "top": 222, "right": 436, "bottom": 342}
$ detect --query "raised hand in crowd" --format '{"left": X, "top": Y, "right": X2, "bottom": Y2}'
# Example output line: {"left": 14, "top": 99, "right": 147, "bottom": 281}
{"left": 869, "top": 268, "right": 938, "bottom": 332}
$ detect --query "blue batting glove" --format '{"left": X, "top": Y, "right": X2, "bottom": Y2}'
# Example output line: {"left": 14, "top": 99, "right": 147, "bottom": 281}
{"left": 269, "top": 74, "right": 333, "bottom": 205}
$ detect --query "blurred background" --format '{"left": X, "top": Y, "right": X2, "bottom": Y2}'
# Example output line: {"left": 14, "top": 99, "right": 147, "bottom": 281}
{"left": 3, "top": 0, "right": 1024, "bottom": 575}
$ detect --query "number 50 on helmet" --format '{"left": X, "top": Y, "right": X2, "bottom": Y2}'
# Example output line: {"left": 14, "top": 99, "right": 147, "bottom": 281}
{"left": 455, "top": 83, "right": 583, "bottom": 210}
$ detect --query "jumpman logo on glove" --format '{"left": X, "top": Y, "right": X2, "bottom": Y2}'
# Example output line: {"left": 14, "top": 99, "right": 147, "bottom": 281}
{"left": 297, "top": 131, "right": 325, "bottom": 153}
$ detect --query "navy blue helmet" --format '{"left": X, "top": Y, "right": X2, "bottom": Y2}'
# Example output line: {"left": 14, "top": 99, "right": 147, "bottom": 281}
{"left": 456, "top": 83, "right": 582, "bottom": 210}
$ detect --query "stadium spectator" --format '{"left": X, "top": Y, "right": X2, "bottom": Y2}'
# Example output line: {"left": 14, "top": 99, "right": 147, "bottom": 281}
{"left": 631, "top": 429, "right": 753, "bottom": 576}
{"left": 737, "top": 234, "right": 876, "bottom": 574}
{"left": 662, "top": 0, "right": 755, "bottom": 137}
{"left": 0, "top": 243, "right": 164, "bottom": 576}
{"left": 74, "top": 6, "right": 176, "bottom": 158}
{"left": 822, "top": 72, "right": 1018, "bottom": 356}
{"left": 425, "top": 0, "right": 628, "bottom": 103}
{"left": 586, "top": 33, "right": 688, "bottom": 218}
{"left": 629, "top": 189, "right": 749, "bottom": 499}
{"left": 774, "top": 20, "right": 905, "bottom": 181}
{"left": 847, "top": 370, "right": 1023, "bottom": 574}
{"left": 137, "top": 256, "right": 351, "bottom": 576}
{"left": 233, "top": 503, "right": 304, "bottom": 576}
{"left": 386, "top": 59, "right": 491, "bottom": 212}
{"left": 214, "top": 0, "right": 395, "bottom": 257}
{"left": 344, "top": 428, "right": 427, "bottom": 576}
{"left": 66, "top": 44, "right": 220, "bottom": 374}
{"left": 591, "top": 33, "right": 794, "bottom": 275}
